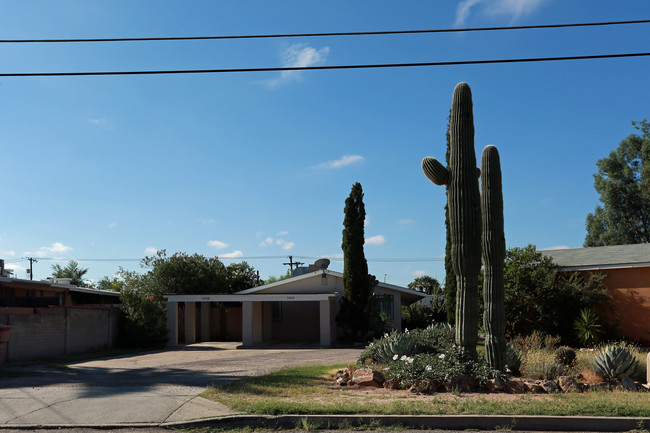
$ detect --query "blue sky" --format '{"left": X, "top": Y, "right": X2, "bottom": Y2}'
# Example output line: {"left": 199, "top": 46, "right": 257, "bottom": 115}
{"left": 1, "top": 0, "right": 649, "bottom": 287}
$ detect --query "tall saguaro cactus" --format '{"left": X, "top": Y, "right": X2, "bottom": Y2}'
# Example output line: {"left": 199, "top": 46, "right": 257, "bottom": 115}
{"left": 422, "top": 82, "right": 481, "bottom": 356}
{"left": 481, "top": 145, "right": 506, "bottom": 371}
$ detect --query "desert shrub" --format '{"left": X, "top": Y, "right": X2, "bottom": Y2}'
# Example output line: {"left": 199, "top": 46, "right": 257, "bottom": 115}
{"left": 358, "top": 323, "right": 455, "bottom": 366}
{"left": 510, "top": 330, "right": 561, "bottom": 354}
{"left": 521, "top": 349, "right": 568, "bottom": 380}
{"left": 402, "top": 302, "right": 445, "bottom": 330}
{"left": 384, "top": 344, "right": 508, "bottom": 387}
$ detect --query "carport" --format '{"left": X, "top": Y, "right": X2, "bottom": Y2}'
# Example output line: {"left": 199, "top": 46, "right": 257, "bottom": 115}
{"left": 166, "top": 292, "right": 337, "bottom": 347}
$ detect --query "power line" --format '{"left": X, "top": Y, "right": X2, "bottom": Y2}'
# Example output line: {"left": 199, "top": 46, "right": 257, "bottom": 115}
{"left": 1, "top": 51, "right": 649, "bottom": 78}
{"left": 5, "top": 255, "right": 443, "bottom": 263}
{"left": 1, "top": 19, "right": 648, "bottom": 44}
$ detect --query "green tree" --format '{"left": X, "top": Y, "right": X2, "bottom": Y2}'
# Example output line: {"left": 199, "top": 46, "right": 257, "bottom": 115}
{"left": 51, "top": 260, "right": 90, "bottom": 287}
{"left": 96, "top": 275, "right": 126, "bottom": 292}
{"left": 408, "top": 275, "right": 442, "bottom": 296}
{"left": 585, "top": 120, "right": 650, "bottom": 246}
{"left": 265, "top": 269, "right": 293, "bottom": 284}
{"left": 504, "top": 244, "right": 611, "bottom": 344}
{"left": 142, "top": 250, "right": 228, "bottom": 296}
{"left": 339, "top": 182, "right": 378, "bottom": 339}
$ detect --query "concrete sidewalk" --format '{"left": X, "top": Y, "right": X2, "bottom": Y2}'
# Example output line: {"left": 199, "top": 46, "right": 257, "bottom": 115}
{"left": 0, "top": 342, "right": 361, "bottom": 427}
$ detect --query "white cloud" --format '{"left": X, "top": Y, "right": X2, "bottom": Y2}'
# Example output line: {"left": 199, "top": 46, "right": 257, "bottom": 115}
{"left": 276, "top": 239, "right": 295, "bottom": 251}
{"left": 87, "top": 117, "right": 114, "bottom": 129}
{"left": 365, "top": 235, "right": 386, "bottom": 246}
{"left": 221, "top": 250, "right": 244, "bottom": 258}
{"left": 266, "top": 43, "right": 330, "bottom": 88}
{"left": 1, "top": 250, "right": 15, "bottom": 256}
{"left": 315, "top": 154, "right": 365, "bottom": 169}
{"left": 398, "top": 219, "right": 415, "bottom": 226}
{"left": 199, "top": 219, "right": 217, "bottom": 226}
{"left": 542, "top": 245, "right": 571, "bottom": 251}
{"left": 5, "top": 263, "right": 26, "bottom": 274}
{"left": 144, "top": 247, "right": 158, "bottom": 255}
{"left": 455, "top": 0, "right": 548, "bottom": 26}
{"left": 412, "top": 270, "right": 428, "bottom": 277}
{"left": 108, "top": 222, "right": 117, "bottom": 228}
{"left": 25, "top": 242, "right": 73, "bottom": 258}
{"left": 277, "top": 231, "right": 289, "bottom": 236}
{"left": 207, "top": 240, "right": 228, "bottom": 249}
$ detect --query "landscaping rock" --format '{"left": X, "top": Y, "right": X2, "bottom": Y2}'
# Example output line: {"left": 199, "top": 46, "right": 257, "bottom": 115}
{"left": 351, "top": 368, "right": 385, "bottom": 387}
{"left": 505, "top": 379, "right": 526, "bottom": 394}
{"left": 621, "top": 377, "right": 638, "bottom": 392}
{"left": 485, "top": 378, "right": 506, "bottom": 392}
{"left": 445, "top": 374, "right": 477, "bottom": 392}
{"left": 540, "top": 380, "right": 559, "bottom": 393}
{"left": 416, "top": 379, "right": 441, "bottom": 393}
{"left": 525, "top": 381, "right": 546, "bottom": 394}
{"left": 558, "top": 376, "right": 582, "bottom": 393}
{"left": 383, "top": 379, "right": 400, "bottom": 390}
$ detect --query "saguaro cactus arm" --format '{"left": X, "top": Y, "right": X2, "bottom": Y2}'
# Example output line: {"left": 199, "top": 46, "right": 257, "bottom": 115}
{"left": 422, "top": 157, "right": 449, "bottom": 185}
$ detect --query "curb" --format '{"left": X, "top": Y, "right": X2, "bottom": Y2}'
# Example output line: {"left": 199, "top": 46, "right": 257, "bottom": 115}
{"left": 1, "top": 415, "right": 648, "bottom": 431}
{"left": 164, "top": 414, "right": 650, "bottom": 432}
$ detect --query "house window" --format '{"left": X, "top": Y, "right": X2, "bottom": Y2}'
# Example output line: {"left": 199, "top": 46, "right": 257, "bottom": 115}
{"left": 272, "top": 301, "right": 282, "bottom": 321}
{"left": 375, "top": 294, "right": 394, "bottom": 320}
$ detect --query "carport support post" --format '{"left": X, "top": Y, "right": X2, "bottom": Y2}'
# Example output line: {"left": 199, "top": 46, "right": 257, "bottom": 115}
{"left": 166, "top": 301, "right": 179, "bottom": 346}
{"left": 200, "top": 302, "right": 210, "bottom": 342}
{"left": 185, "top": 301, "right": 197, "bottom": 344}
{"left": 242, "top": 301, "right": 263, "bottom": 346}
{"left": 319, "top": 299, "right": 331, "bottom": 347}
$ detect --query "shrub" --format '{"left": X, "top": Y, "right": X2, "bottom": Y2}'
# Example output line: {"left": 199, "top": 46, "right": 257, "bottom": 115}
{"left": 358, "top": 323, "right": 455, "bottom": 366}
{"left": 521, "top": 349, "right": 568, "bottom": 380}
{"left": 510, "top": 330, "right": 560, "bottom": 354}
{"left": 384, "top": 345, "right": 508, "bottom": 387}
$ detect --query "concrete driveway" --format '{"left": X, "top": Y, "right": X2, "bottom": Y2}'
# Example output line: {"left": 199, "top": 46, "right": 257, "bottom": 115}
{"left": 0, "top": 342, "right": 362, "bottom": 427}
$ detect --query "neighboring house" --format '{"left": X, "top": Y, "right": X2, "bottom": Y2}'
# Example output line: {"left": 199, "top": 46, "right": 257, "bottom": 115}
{"left": 541, "top": 244, "right": 650, "bottom": 344}
{"left": 0, "top": 276, "right": 120, "bottom": 363}
{"left": 166, "top": 262, "right": 426, "bottom": 348}
{"left": 0, "top": 276, "right": 120, "bottom": 307}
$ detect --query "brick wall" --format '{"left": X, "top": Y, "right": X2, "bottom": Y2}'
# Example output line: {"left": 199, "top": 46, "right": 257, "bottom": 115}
{"left": 0, "top": 306, "right": 119, "bottom": 362}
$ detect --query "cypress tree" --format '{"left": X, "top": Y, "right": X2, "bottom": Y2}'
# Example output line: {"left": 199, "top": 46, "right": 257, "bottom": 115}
{"left": 341, "top": 182, "right": 377, "bottom": 338}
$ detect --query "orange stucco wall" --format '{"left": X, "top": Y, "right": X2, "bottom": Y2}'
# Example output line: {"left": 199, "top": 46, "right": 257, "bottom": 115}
{"left": 589, "top": 267, "right": 650, "bottom": 344}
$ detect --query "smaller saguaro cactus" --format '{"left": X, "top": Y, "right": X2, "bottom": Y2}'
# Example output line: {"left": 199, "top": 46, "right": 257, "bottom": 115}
{"left": 480, "top": 144, "right": 506, "bottom": 371}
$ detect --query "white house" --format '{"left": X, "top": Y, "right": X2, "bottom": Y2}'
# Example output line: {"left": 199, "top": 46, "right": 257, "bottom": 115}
{"left": 165, "top": 265, "right": 426, "bottom": 348}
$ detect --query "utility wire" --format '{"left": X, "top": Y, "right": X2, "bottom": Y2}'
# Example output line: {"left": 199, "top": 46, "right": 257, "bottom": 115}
{"left": 7, "top": 256, "right": 443, "bottom": 263}
{"left": 1, "top": 52, "right": 648, "bottom": 77}
{"left": 1, "top": 19, "right": 649, "bottom": 43}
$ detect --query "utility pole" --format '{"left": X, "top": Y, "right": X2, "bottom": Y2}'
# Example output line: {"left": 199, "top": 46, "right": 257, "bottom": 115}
{"left": 282, "top": 255, "right": 304, "bottom": 276}
{"left": 26, "top": 257, "right": 38, "bottom": 280}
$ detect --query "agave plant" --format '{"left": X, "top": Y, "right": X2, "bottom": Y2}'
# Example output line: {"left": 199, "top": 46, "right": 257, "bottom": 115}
{"left": 371, "top": 330, "right": 417, "bottom": 364}
{"left": 591, "top": 343, "right": 640, "bottom": 380}
{"left": 505, "top": 343, "right": 521, "bottom": 375}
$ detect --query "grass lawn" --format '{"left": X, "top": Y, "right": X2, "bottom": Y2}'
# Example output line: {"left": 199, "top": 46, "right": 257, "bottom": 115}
{"left": 201, "top": 363, "right": 650, "bottom": 417}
